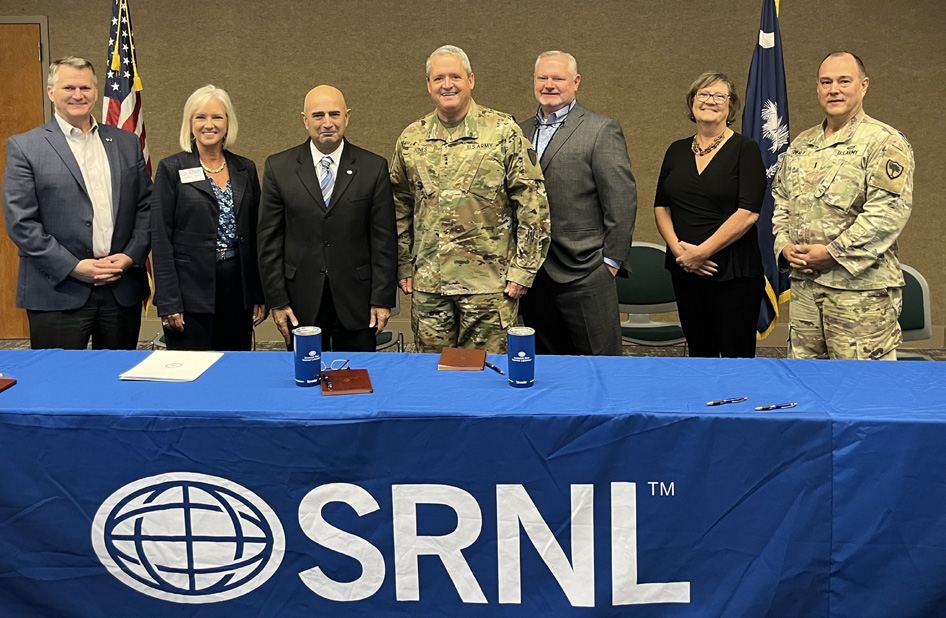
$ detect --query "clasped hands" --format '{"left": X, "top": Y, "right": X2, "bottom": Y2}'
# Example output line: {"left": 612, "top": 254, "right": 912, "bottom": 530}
{"left": 70, "top": 253, "right": 133, "bottom": 286}
{"left": 675, "top": 241, "right": 717, "bottom": 276}
{"left": 782, "top": 243, "right": 836, "bottom": 274}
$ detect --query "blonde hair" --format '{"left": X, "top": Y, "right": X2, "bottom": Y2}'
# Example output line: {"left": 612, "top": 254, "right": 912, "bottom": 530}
{"left": 179, "top": 85, "right": 239, "bottom": 152}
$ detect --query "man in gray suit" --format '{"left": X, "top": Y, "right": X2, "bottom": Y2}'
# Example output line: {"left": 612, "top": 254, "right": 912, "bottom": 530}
{"left": 519, "top": 51, "right": 637, "bottom": 355}
{"left": 2, "top": 57, "right": 152, "bottom": 349}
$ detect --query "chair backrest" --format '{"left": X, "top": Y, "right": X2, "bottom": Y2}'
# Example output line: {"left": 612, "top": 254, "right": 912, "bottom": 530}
{"left": 390, "top": 292, "right": 401, "bottom": 318}
{"left": 899, "top": 264, "right": 932, "bottom": 341}
{"left": 616, "top": 242, "right": 677, "bottom": 314}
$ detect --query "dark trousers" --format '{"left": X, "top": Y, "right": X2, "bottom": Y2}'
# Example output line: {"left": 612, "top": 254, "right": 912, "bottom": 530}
{"left": 520, "top": 263, "right": 622, "bottom": 356}
{"left": 27, "top": 285, "right": 141, "bottom": 350}
{"left": 286, "top": 279, "right": 376, "bottom": 352}
{"left": 163, "top": 257, "right": 253, "bottom": 351}
{"left": 672, "top": 274, "right": 763, "bottom": 358}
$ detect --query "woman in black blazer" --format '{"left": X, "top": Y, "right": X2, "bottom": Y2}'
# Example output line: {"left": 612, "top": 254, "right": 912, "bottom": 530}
{"left": 151, "top": 85, "right": 267, "bottom": 350}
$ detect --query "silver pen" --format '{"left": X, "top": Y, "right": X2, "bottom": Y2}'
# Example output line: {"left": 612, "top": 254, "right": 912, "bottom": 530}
{"left": 754, "top": 402, "right": 797, "bottom": 411}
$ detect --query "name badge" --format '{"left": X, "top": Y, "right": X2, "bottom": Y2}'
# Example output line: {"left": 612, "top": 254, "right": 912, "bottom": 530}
{"left": 179, "top": 167, "right": 205, "bottom": 183}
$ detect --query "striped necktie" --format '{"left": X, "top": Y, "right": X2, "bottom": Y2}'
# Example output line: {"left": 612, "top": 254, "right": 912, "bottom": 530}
{"left": 319, "top": 156, "right": 334, "bottom": 206}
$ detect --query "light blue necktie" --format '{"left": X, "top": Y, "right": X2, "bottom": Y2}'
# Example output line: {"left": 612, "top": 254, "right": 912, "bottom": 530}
{"left": 319, "top": 156, "right": 334, "bottom": 206}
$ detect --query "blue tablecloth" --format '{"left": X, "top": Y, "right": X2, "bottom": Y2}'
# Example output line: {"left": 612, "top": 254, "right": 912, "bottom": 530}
{"left": 1, "top": 350, "right": 944, "bottom": 617}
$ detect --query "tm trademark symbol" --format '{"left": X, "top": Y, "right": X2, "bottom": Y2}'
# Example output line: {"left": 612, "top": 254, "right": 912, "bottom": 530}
{"left": 647, "top": 481, "right": 675, "bottom": 497}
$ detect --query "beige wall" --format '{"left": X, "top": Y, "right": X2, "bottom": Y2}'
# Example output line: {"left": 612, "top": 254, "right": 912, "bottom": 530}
{"left": 2, "top": 0, "right": 943, "bottom": 341}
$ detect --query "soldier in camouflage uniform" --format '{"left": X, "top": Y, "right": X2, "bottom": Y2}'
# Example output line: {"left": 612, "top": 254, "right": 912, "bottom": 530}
{"left": 772, "top": 52, "right": 914, "bottom": 360}
{"left": 391, "top": 45, "right": 551, "bottom": 354}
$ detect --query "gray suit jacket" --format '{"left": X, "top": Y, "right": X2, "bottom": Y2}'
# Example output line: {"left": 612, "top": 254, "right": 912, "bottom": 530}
{"left": 2, "top": 117, "right": 152, "bottom": 310}
{"left": 520, "top": 102, "right": 637, "bottom": 283}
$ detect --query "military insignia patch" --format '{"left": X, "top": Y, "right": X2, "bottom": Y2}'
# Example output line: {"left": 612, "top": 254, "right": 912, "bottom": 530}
{"left": 886, "top": 159, "right": 903, "bottom": 180}
{"left": 528, "top": 148, "right": 537, "bottom": 166}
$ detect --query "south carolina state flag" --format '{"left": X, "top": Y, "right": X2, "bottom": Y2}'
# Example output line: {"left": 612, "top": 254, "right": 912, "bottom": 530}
{"left": 743, "top": 0, "right": 790, "bottom": 338}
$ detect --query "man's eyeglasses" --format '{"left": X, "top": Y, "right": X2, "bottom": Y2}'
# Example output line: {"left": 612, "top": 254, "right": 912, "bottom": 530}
{"left": 321, "top": 359, "right": 350, "bottom": 372}
{"left": 696, "top": 92, "right": 730, "bottom": 104}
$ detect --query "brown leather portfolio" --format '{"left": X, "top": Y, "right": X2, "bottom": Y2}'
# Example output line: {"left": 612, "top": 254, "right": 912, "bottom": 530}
{"left": 437, "top": 347, "right": 486, "bottom": 371}
{"left": 320, "top": 369, "right": 373, "bottom": 396}
{"left": 0, "top": 378, "right": 17, "bottom": 394}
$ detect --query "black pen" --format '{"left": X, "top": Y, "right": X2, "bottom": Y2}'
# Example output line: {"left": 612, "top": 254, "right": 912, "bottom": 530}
{"left": 323, "top": 375, "right": 333, "bottom": 390}
{"left": 484, "top": 361, "right": 505, "bottom": 376}
{"left": 706, "top": 397, "right": 747, "bottom": 406}
{"left": 754, "top": 402, "right": 796, "bottom": 411}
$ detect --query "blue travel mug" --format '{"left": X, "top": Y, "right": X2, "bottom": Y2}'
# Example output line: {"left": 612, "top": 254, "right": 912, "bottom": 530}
{"left": 293, "top": 326, "right": 322, "bottom": 387}
{"left": 507, "top": 326, "right": 535, "bottom": 388}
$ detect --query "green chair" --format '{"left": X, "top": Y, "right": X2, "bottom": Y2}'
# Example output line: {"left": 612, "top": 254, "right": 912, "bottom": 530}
{"left": 897, "top": 264, "right": 932, "bottom": 360}
{"left": 617, "top": 242, "right": 687, "bottom": 354}
{"left": 376, "top": 293, "right": 405, "bottom": 352}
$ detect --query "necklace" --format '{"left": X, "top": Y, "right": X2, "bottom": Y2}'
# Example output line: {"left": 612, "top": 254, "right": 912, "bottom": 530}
{"left": 691, "top": 132, "right": 726, "bottom": 156}
{"left": 200, "top": 159, "right": 227, "bottom": 174}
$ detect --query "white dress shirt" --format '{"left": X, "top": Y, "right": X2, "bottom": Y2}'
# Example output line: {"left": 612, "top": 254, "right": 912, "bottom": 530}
{"left": 309, "top": 139, "right": 345, "bottom": 188}
{"left": 55, "top": 113, "right": 114, "bottom": 258}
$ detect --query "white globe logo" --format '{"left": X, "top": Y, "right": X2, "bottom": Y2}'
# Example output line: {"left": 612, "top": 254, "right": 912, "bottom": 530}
{"left": 517, "top": 351, "right": 526, "bottom": 358}
{"left": 92, "top": 473, "right": 284, "bottom": 603}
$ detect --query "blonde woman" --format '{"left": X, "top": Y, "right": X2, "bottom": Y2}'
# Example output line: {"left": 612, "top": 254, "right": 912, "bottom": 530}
{"left": 151, "top": 85, "right": 266, "bottom": 350}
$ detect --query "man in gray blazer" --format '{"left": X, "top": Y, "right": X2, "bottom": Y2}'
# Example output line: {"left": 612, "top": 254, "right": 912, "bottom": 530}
{"left": 2, "top": 57, "right": 152, "bottom": 349}
{"left": 519, "top": 51, "right": 637, "bottom": 355}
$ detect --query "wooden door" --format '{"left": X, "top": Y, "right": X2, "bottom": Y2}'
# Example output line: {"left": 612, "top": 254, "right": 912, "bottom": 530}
{"left": 0, "top": 23, "right": 46, "bottom": 338}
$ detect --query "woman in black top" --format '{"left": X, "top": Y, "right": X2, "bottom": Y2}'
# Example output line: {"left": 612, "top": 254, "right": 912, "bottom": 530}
{"left": 654, "top": 72, "right": 766, "bottom": 357}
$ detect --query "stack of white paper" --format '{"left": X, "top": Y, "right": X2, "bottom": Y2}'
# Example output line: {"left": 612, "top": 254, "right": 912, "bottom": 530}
{"left": 120, "top": 351, "right": 224, "bottom": 382}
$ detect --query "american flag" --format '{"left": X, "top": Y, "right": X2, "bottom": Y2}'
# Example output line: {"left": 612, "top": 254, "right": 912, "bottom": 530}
{"left": 103, "top": 0, "right": 151, "bottom": 174}
{"left": 103, "top": 0, "right": 154, "bottom": 310}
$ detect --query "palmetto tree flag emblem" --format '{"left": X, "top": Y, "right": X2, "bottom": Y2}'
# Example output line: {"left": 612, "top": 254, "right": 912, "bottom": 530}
{"left": 743, "top": 0, "right": 791, "bottom": 338}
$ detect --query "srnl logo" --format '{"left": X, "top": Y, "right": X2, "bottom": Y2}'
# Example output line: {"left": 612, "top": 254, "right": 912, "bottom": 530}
{"left": 91, "top": 473, "right": 285, "bottom": 603}
{"left": 93, "top": 474, "right": 690, "bottom": 607}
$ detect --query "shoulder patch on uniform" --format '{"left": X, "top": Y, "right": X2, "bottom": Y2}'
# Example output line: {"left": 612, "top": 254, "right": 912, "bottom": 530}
{"left": 886, "top": 159, "right": 903, "bottom": 180}
{"left": 528, "top": 148, "right": 537, "bottom": 166}
{"left": 870, "top": 141, "right": 910, "bottom": 195}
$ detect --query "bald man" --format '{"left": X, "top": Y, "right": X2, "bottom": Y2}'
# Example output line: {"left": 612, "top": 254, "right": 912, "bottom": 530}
{"left": 258, "top": 85, "right": 396, "bottom": 351}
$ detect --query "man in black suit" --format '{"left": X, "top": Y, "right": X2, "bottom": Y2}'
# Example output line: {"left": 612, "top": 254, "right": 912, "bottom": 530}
{"left": 519, "top": 51, "right": 637, "bottom": 356}
{"left": 2, "top": 57, "right": 151, "bottom": 350}
{"left": 258, "top": 85, "right": 396, "bottom": 351}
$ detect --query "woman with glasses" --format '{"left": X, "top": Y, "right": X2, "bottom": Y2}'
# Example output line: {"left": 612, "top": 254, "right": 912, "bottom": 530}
{"left": 151, "top": 85, "right": 267, "bottom": 350}
{"left": 654, "top": 72, "right": 766, "bottom": 357}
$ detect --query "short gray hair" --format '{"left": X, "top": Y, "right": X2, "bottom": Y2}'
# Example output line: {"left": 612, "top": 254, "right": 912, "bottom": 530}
{"left": 48, "top": 56, "right": 96, "bottom": 88}
{"left": 535, "top": 51, "right": 578, "bottom": 78}
{"left": 179, "top": 85, "right": 239, "bottom": 152}
{"left": 426, "top": 45, "right": 472, "bottom": 78}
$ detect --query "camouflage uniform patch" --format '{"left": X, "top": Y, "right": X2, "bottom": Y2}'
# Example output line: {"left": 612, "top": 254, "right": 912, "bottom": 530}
{"left": 772, "top": 113, "right": 914, "bottom": 360}
{"left": 788, "top": 279, "right": 902, "bottom": 360}
{"left": 412, "top": 290, "right": 516, "bottom": 354}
